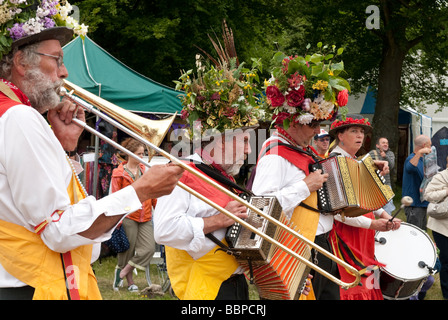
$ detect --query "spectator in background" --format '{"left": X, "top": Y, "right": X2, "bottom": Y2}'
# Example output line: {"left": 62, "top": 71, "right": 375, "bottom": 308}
{"left": 313, "top": 129, "right": 331, "bottom": 158}
{"left": 402, "top": 135, "right": 432, "bottom": 230}
{"left": 369, "top": 137, "right": 396, "bottom": 214}
{"left": 111, "top": 138, "right": 158, "bottom": 292}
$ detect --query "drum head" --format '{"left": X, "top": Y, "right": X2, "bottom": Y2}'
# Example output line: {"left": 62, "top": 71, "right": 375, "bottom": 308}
{"left": 375, "top": 222, "right": 436, "bottom": 281}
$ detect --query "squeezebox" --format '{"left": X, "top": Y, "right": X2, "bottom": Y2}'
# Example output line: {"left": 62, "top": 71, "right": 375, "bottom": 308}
{"left": 225, "top": 196, "right": 312, "bottom": 300}
{"left": 310, "top": 154, "right": 395, "bottom": 217}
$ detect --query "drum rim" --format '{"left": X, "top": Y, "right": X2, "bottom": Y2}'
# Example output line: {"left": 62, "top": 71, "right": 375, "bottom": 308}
{"left": 375, "top": 222, "right": 437, "bottom": 280}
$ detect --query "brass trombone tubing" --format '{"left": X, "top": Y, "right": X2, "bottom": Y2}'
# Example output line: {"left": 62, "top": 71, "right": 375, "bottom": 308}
{"left": 63, "top": 84, "right": 361, "bottom": 290}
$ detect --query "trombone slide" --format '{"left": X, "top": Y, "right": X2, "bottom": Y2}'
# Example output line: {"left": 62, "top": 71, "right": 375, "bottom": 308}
{"left": 64, "top": 80, "right": 361, "bottom": 290}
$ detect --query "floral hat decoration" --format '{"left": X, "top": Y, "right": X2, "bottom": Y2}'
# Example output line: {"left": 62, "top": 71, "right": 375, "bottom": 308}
{"left": 262, "top": 43, "right": 350, "bottom": 129}
{"left": 329, "top": 114, "right": 372, "bottom": 138}
{"left": 174, "top": 21, "right": 264, "bottom": 139}
{"left": 174, "top": 56, "right": 264, "bottom": 139}
{"left": 0, "top": 0, "right": 88, "bottom": 60}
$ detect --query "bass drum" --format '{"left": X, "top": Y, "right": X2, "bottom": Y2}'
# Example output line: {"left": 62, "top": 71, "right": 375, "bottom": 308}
{"left": 375, "top": 222, "right": 436, "bottom": 300}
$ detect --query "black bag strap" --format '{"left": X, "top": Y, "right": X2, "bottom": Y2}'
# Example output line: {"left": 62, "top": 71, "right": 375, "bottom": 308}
{"left": 188, "top": 160, "right": 254, "bottom": 198}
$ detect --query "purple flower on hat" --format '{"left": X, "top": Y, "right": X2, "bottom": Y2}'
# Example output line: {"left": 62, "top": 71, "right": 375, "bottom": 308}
{"left": 43, "top": 17, "right": 56, "bottom": 28}
{"left": 8, "top": 23, "right": 26, "bottom": 40}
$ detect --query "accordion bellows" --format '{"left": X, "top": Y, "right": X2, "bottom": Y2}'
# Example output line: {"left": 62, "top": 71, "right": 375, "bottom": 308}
{"left": 226, "top": 196, "right": 311, "bottom": 300}
{"left": 240, "top": 214, "right": 311, "bottom": 300}
{"left": 312, "top": 154, "right": 395, "bottom": 217}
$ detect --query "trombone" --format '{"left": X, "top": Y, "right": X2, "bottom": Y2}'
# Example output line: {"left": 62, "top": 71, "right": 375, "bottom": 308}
{"left": 62, "top": 80, "right": 361, "bottom": 290}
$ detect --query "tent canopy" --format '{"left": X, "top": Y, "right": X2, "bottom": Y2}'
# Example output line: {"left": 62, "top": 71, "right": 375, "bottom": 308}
{"left": 63, "top": 36, "right": 183, "bottom": 114}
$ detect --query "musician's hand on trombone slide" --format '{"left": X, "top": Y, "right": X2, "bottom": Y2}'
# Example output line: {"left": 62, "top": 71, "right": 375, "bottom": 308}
{"left": 132, "top": 163, "right": 184, "bottom": 202}
{"left": 203, "top": 200, "right": 248, "bottom": 234}
{"left": 304, "top": 169, "right": 329, "bottom": 193}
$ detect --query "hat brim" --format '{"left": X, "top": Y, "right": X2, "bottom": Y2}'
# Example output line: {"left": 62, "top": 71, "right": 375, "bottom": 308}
{"left": 329, "top": 123, "right": 372, "bottom": 138}
{"left": 12, "top": 27, "right": 74, "bottom": 50}
{"left": 191, "top": 125, "right": 260, "bottom": 142}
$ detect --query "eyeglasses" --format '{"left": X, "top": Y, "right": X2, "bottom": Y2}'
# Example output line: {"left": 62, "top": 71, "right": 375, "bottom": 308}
{"left": 33, "top": 52, "right": 64, "bottom": 68}
{"left": 318, "top": 137, "right": 330, "bottom": 142}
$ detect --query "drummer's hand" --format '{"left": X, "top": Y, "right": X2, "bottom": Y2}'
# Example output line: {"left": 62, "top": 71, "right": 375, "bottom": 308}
{"left": 370, "top": 218, "right": 400, "bottom": 231}
{"left": 304, "top": 169, "right": 328, "bottom": 193}
{"left": 380, "top": 210, "right": 402, "bottom": 230}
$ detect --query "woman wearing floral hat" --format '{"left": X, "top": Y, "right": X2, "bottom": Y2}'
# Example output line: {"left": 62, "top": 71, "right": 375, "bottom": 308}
{"left": 327, "top": 115, "right": 401, "bottom": 300}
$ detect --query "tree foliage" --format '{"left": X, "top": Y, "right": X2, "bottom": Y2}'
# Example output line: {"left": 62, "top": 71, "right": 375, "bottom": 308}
{"left": 73, "top": 0, "right": 297, "bottom": 86}
{"left": 73, "top": 0, "right": 448, "bottom": 147}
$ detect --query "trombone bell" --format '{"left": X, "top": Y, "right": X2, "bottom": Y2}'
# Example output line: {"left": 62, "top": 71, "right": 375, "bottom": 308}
{"left": 63, "top": 80, "right": 176, "bottom": 157}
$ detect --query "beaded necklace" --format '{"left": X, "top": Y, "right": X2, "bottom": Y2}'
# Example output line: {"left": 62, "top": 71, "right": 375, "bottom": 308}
{"left": 66, "top": 155, "right": 88, "bottom": 199}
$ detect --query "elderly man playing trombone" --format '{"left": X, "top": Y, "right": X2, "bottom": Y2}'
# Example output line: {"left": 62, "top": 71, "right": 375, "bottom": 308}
{"left": 153, "top": 53, "right": 265, "bottom": 300}
{"left": 0, "top": 2, "right": 182, "bottom": 300}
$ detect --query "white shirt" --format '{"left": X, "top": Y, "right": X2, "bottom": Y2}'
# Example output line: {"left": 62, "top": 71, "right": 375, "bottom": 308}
{"left": 153, "top": 154, "right": 228, "bottom": 260}
{"left": 251, "top": 135, "right": 377, "bottom": 236}
{"left": 0, "top": 105, "right": 142, "bottom": 287}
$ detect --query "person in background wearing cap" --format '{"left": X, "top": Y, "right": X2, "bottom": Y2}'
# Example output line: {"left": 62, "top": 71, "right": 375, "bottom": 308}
{"left": 327, "top": 115, "right": 401, "bottom": 300}
{"left": 0, "top": 1, "right": 182, "bottom": 300}
{"left": 313, "top": 129, "right": 331, "bottom": 158}
{"left": 153, "top": 48, "right": 263, "bottom": 300}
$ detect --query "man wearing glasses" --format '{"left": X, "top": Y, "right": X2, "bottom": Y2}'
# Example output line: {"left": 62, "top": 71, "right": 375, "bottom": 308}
{"left": 0, "top": 4, "right": 182, "bottom": 300}
{"left": 313, "top": 129, "right": 331, "bottom": 158}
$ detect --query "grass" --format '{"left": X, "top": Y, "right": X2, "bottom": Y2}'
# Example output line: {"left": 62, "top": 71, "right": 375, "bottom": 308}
{"left": 92, "top": 186, "right": 444, "bottom": 300}
{"left": 92, "top": 253, "right": 260, "bottom": 300}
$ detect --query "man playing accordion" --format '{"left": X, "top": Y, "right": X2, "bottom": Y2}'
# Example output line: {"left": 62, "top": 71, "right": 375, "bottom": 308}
{"left": 251, "top": 51, "right": 398, "bottom": 300}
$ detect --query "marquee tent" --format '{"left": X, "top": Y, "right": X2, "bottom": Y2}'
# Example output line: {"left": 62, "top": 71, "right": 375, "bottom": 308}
{"left": 62, "top": 36, "right": 183, "bottom": 114}
{"left": 62, "top": 36, "right": 183, "bottom": 197}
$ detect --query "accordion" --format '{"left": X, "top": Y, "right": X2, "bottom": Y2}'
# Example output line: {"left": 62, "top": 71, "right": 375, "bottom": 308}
{"left": 310, "top": 154, "right": 394, "bottom": 217}
{"left": 225, "top": 196, "right": 311, "bottom": 300}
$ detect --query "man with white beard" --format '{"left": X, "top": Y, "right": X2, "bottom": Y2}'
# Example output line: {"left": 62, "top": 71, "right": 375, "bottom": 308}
{"left": 153, "top": 28, "right": 265, "bottom": 299}
{"left": 153, "top": 128, "right": 253, "bottom": 300}
{"left": 0, "top": 2, "right": 182, "bottom": 300}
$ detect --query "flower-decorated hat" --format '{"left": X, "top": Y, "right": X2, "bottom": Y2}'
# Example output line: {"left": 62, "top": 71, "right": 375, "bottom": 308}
{"left": 174, "top": 53, "right": 264, "bottom": 140}
{"left": 329, "top": 114, "right": 372, "bottom": 137}
{"left": 261, "top": 43, "right": 350, "bottom": 129}
{"left": 0, "top": 0, "right": 88, "bottom": 60}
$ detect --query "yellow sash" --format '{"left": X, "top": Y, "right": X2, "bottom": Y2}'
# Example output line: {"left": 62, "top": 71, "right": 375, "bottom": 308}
{"left": 0, "top": 162, "right": 102, "bottom": 300}
{"left": 165, "top": 241, "right": 239, "bottom": 300}
{"left": 290, "top": 192, "right": 319, "bottom": 300}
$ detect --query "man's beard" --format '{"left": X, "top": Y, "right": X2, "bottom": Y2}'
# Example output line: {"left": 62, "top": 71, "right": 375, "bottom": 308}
{"left": 21, "top": 68, "right": 63, "bottom": 113}
{"left": 221, "top": 162, "right": 244, "bottom": 177}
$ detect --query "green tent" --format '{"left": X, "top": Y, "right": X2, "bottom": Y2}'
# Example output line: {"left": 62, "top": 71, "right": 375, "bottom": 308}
{"left": 63, "top": 36, "right": 183, "bottom": 114}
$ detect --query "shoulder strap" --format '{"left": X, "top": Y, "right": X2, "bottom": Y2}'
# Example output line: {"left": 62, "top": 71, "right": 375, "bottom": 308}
{"left": 0, "top": 81, "right": 21, "bottom": 103}
{"left": 260, "top": 140, "right": 319, "bottom": 162}
{"left": 191, "top": 160, "right": 254, "bottom": 197}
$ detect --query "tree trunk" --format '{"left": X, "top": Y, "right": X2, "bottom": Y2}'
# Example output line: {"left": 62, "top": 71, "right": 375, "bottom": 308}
{"left": 372, "top": 41, "right": 406, "bottom": 151}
